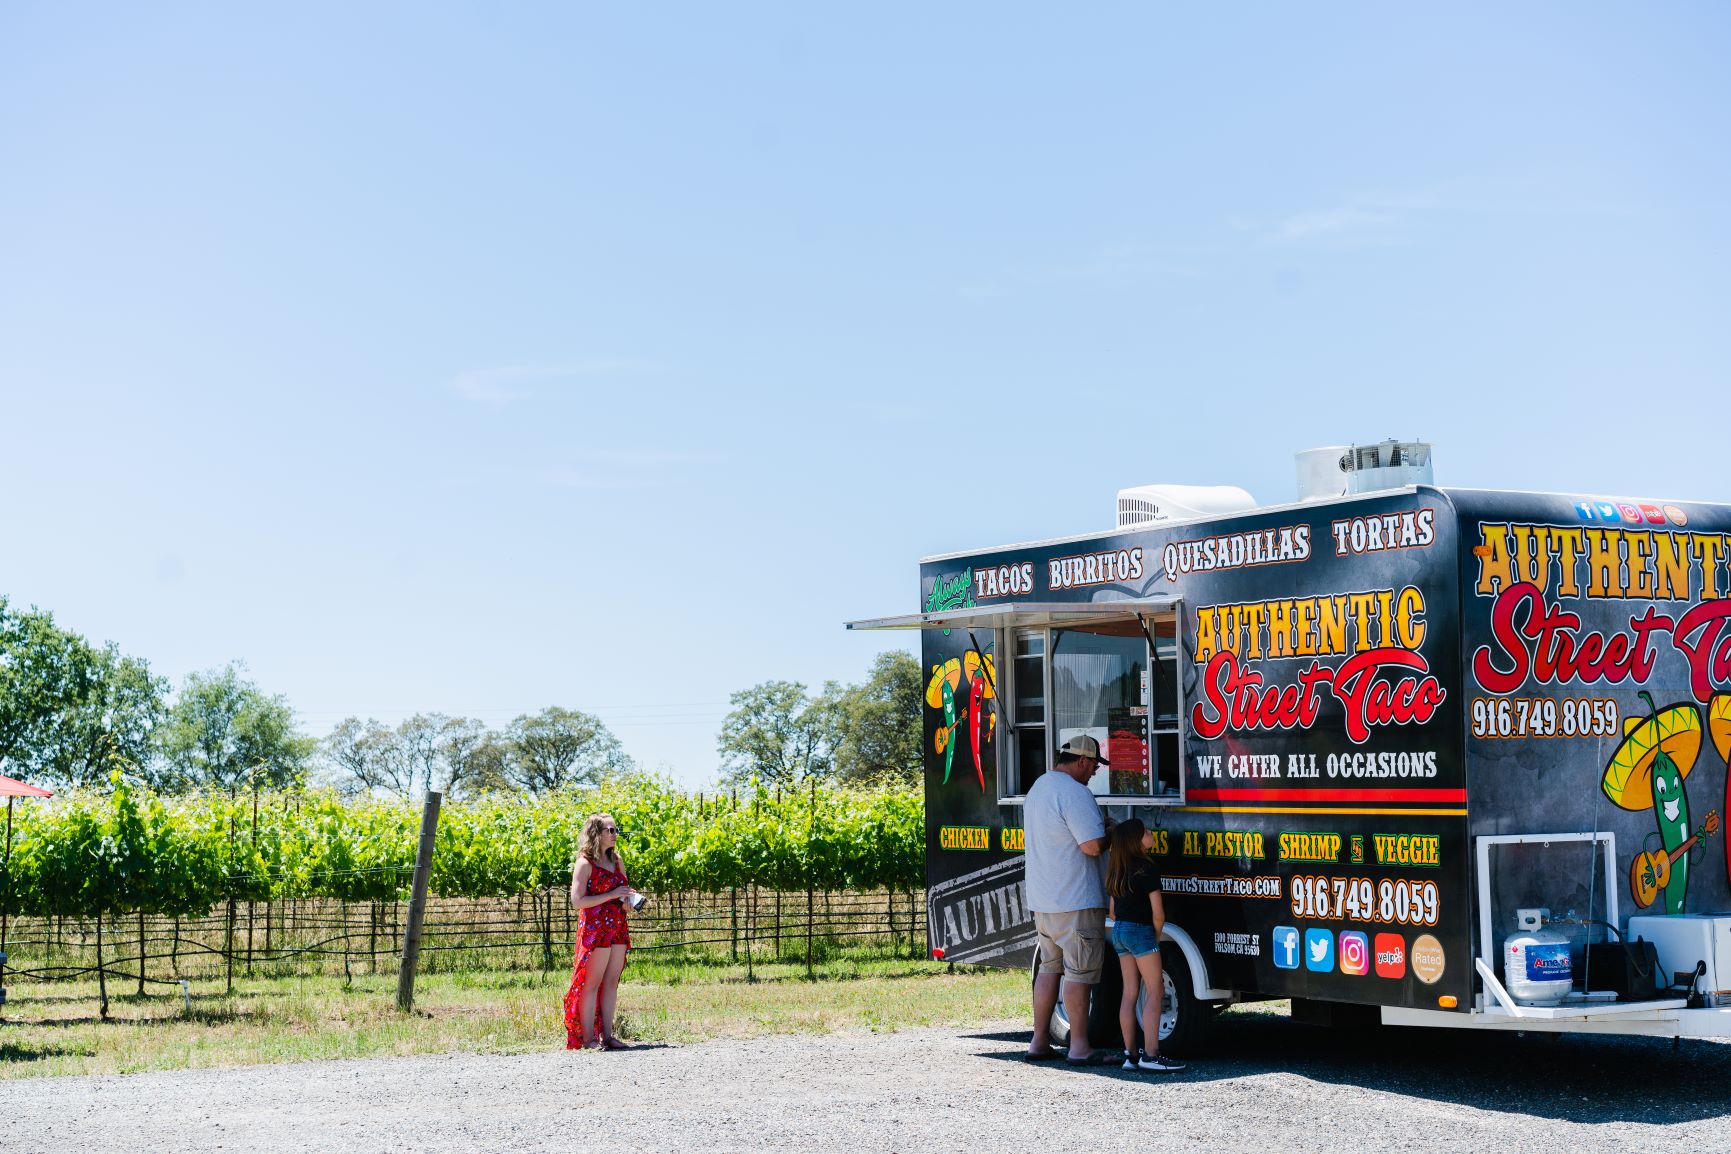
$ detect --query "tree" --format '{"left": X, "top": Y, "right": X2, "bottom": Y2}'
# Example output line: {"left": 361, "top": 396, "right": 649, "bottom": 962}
{"left": 397, "top": 713, "right": 448, "bottom": 797}
{"left": 438, "top": 717, "right": 512, "bottom": 798}
{"left": 322, "top": 717, "right": 413, "bottom": 798}
{"left": 0, "top": 599, "right": 168, "bottom": 790}
{"left": 155, "top": 664, "right": 314, "bottom": 793}
{"left": 825, "top": 651, "right": 923, "bottom": 785}
{"left": 43, "top": 645, "right": 168, "bottom": 790}
{"left": 716, "top": 680, "right": 836, "bottom": 786}
{"left": 504, "top": 707, "right": 631, "bottom": 795}
{"left": 322, "top": 714, "right": 515, "bottom": 800}
{"left": 0, "top": 598, "right": 98, "bottom": 782}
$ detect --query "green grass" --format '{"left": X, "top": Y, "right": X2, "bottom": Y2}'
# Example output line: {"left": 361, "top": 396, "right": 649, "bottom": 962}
{"left": 0, "top": 948, "right": 1027, "bottom": 1079}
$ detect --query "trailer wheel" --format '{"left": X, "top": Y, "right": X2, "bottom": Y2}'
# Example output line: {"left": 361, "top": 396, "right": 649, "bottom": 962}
{"left": 1154, "top": 942, "right": 1212, "bottom": 1056}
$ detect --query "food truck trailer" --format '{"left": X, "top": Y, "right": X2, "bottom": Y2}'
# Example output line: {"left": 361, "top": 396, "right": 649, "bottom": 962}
{"left": 849, "top": 442, "right": 1731, "bottom": 1052}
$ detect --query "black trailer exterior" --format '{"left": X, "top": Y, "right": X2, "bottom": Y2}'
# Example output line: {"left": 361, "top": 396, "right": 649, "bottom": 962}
{"left": 876, "top": 485, "right": 1731, "bottom": 1036}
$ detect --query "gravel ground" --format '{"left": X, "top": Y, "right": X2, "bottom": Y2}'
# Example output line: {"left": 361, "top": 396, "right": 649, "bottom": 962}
{"left": 6, "top": 1011, "right": 1731, "bottom": 1153}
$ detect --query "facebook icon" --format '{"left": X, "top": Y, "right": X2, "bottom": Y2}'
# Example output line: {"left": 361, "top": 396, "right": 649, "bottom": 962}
{"left": 1272, "top": 925, "right": 1301, "bottom": 970}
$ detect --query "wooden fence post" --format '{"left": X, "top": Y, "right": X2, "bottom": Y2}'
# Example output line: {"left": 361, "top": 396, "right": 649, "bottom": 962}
{"left": 96, "top": 910, "right": 109, "bottom": 1019}
{"left": 805, "top": 778, "right": 815, "bottom": 980}
{"left": 774, "top": 786, "right": 782, "bottom": 957}
{"left": 729, "top": 790, "right": 739, "bottom": 963}
{"left": 746, "top": 790, "right": 758, "bottom": 981}
{"left": 225, "top": 899, "right": 236, "bottom": 992}
{"left": 540, "top": 889, "right": 554, "bottom": 971}
{"left": 396, "top": 791, "right": 442, "bottom": 1013}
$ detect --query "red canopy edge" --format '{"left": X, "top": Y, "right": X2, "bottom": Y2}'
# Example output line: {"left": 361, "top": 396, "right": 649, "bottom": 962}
{"left": 0, "top": 775, "right": 53, "bottom": 799}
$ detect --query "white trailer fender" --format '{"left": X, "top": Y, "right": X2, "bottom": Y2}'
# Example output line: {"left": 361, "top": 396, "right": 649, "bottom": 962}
{"left": 1160, "top": 923, "right": 1233, "bottom": 1001}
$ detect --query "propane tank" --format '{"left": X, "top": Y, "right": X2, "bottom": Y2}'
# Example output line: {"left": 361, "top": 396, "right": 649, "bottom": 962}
{"left": 1503, "top": 907, "right": 1573, "bottom": 1005}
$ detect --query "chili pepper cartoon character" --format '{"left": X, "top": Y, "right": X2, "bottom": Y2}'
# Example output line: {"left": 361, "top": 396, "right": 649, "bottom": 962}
{"left": 1603, "top": 692, "right": 1706, "bottom": 914}
{"left": 927, "top": 651, "right": 998, "bottom": 791}
{"left": 963, "top": 649, "right": 996, "bottom": 792}
{"left": 926, "top": 658, "right": 963, "bottom": 784}
{"left": 1709, "top": 694, "right": 1731, "bottom": 887}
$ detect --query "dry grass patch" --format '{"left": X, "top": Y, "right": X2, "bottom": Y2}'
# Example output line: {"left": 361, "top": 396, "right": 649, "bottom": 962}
{"left": 0, "top": 955, "right": 1025, "bottom": 1079}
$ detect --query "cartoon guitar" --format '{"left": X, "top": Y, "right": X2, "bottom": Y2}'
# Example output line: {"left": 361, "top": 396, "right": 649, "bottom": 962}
{"left": 1631, "top": 810, "right": 1720, "bottom": 909}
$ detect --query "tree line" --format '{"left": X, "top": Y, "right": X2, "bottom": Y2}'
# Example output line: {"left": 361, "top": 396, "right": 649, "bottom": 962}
{"left": 715, "top": 652, "right": 922, "bottom": 788}
{"left": 0, "top": 596, "right": 922, "bottom": 797}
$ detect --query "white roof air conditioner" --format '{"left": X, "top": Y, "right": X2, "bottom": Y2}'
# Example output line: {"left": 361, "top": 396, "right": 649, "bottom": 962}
{"left": 1115, "top": 484, "right": 1258, "bottom": 529}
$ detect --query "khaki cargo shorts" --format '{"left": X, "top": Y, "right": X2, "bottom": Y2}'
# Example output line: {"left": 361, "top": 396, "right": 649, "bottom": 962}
{"left": 1033, "top": 907, "right": 1107, "bottom": 984}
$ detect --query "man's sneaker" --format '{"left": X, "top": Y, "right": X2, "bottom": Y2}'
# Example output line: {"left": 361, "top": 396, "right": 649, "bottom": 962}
{"left": 1137, "top": 1052, "right": 1187, "bottom": 1072}
{"left": 1121, "top": 1053, "right": 1139, "bottom": 1070}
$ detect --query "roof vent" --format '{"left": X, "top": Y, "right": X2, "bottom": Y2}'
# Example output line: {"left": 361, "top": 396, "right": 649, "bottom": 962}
{"left": 1115, "top": 483, "right": 1258, "bottom": 528}
{"left": 1296, "top": 440, "right": 1433, "bottom": 502}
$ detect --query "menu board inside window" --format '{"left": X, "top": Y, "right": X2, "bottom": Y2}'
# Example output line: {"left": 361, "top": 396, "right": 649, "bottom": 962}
{"left": 1107, "top": 706, "right": 1151, "bottom": 794}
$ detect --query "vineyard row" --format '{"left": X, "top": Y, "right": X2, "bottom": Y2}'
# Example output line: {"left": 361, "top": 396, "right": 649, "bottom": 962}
{"left": 0, "top": 778, "right": 926, "bottom": 917}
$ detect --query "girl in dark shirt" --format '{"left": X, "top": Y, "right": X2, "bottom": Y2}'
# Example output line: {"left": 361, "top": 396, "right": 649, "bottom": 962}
{"left": 1107, "top": 819, "right": 1185, "bottom": 1072}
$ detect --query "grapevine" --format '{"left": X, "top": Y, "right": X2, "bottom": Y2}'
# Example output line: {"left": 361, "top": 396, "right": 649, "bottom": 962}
{"left": 0, "top": 778, "right": 926, "bottom": 917}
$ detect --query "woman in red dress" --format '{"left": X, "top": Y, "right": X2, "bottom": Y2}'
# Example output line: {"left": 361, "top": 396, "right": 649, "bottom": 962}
{"left": 564, "top": 812, "right": 639, "bottom": 1050}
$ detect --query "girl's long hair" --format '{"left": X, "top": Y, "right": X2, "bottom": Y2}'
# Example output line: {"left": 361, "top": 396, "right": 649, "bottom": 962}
{"left": 578, "top": 812, "right": 618, "bottom": 869}
{"left": 1106, "top": 818, "right": 1150, "bottom": 898}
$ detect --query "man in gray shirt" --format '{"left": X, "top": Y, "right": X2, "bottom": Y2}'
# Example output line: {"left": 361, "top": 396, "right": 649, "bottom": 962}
{"left": 1023, "top": 734, "right": 1111, "bottom": 1063}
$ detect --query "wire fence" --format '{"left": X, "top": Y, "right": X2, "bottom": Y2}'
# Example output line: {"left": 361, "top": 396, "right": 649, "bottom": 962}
{"left": 0, "top": 885, "right": 930, "bottom": 998}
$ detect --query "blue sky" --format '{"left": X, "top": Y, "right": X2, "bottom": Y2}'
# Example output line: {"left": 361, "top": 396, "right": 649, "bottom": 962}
{"left": 3, "top": 4, "right": 1727, "bottom": 786}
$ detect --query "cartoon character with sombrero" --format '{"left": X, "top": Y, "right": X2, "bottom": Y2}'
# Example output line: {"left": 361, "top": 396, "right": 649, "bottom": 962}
{"left": 1603, "top": 692, "right": 1719, "bottom": 914}
{"left": 926, "top": 647, "right": 997, "bottom": 790}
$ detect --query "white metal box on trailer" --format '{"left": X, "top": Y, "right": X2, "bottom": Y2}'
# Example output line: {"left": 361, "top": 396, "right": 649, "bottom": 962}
{"left": 1628, "top": 914, "right": 1731, "bottom": 997}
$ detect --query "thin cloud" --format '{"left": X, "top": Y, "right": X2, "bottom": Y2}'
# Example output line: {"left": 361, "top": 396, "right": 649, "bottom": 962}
{"left": 1274, "top": 207, "right": 1397, "bottom": 243}
{"left": 841, "top": 398, "right": 923, "bottom": 424}
{"left": 451, "top": 360, "right": 648, "bottom": 403}
{"left": 1262, "top": 174, "right": 1632, "bottom": 248}
{"left": 535, "top": 449, "right": 715, "bottom": 491}
{"left": 584, "top": 449, "right": 697, "bottom": 467}
{"left": 537, "top": 468, "right": 655, "bottom": 491}
{"left": 960, "top": 243, "right": 1207, "bottom": 299}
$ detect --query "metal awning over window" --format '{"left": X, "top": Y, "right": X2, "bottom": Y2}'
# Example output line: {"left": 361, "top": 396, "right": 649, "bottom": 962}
{"left": 846, "top": 598, "right": 1179, "bottom": 632}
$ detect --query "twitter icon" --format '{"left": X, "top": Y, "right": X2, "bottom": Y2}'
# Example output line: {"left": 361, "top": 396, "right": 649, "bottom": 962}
{"left": 1304, "top": 928, "right": 1335, "bottom": 972}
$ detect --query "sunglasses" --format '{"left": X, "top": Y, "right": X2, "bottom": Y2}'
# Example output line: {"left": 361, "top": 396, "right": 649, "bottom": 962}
{"left": 600, "top": 825, "right": 620, "bottom": 834}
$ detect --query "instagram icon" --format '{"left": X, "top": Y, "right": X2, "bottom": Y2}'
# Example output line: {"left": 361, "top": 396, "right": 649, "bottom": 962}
{"left": 1338, "top": 931, "right": 1369, "bottom": 976}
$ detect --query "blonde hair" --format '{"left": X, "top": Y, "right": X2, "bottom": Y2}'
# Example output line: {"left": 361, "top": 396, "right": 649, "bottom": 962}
{"left": 578, "top": 812, "right": 619, "bottom": 869}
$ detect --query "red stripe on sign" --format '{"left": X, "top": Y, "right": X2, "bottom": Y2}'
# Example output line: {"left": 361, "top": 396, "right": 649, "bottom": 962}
{"left": 1186, "top": 788, "right": 1468, "bottom": 803}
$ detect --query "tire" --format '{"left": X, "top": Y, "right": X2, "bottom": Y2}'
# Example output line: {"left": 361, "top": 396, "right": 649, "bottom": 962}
{"left": 1153, "top": 941, "right": 1212, "bottom": 1056}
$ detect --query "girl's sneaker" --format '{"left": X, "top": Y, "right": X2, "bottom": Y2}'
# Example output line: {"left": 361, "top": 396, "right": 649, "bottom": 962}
{"left": 1137, "top": 1051, "right": 1187, "bottom": 1072}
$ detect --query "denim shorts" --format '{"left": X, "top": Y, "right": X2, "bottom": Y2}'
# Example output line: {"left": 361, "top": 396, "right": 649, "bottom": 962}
{"left": 1110, "top": 920, "right": 1161, "bottom": 958}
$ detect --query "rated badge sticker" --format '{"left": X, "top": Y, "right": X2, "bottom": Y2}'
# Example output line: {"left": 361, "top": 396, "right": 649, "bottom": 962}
{"left": 1410, "top": 933, "right": 1446, "bottom": 985}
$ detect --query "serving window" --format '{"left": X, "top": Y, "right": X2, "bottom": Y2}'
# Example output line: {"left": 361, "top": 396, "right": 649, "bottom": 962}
{"left": 1001, "top": 611, "right": 1181, "bottom": 803}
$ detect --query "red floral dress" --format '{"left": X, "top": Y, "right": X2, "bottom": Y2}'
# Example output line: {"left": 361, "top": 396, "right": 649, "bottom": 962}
{"left": 563, "top": 856, "right": 631, "bottom": 1048}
